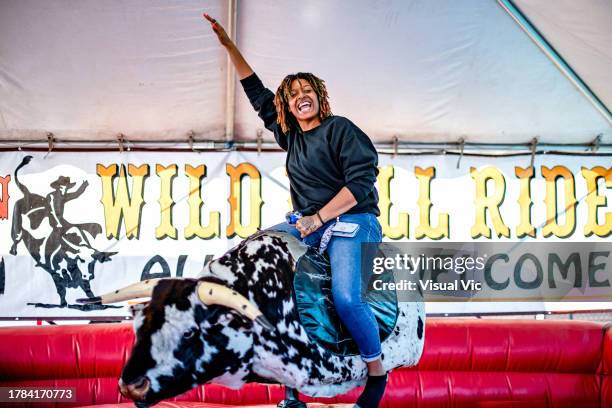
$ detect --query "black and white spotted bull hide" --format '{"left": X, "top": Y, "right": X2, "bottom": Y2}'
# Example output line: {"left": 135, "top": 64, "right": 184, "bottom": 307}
{"left": 123, "top": 231, "right": 425, "bottom": 406}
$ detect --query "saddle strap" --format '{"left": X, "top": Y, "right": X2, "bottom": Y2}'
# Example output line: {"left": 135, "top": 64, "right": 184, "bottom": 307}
{"left": 318, "top": 223, "right": 336, "bottom": 254}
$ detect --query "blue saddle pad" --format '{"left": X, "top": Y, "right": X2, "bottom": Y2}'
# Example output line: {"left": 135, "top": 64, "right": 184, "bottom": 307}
{"left": 293, "top": 245, "right": 398, "bottom": 356}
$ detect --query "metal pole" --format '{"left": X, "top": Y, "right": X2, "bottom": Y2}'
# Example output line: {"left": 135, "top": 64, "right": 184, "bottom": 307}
{"left": 497, "top": 0, "right": 612, "bottom": 125}
{"left": 224, "top": 0, "right": 238, "bottom": 141}
{"left": 1, "top": 138, "right": 610, "bottom": 154}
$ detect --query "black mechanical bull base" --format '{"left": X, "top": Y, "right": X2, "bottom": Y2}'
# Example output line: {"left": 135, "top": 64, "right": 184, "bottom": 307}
{"left": 79, "top": 231, "right": 425, "bottom": 407}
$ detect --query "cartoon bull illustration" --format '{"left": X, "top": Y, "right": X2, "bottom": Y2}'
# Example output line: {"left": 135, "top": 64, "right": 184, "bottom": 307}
{"left": 11, "top": 156, "right": 115, "bottom": 306}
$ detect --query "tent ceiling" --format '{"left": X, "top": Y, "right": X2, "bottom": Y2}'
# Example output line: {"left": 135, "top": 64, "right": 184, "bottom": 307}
{"left": 0, "top": 0, "right": 610, "bottom": 144}
{"left": 514, "top": 0, "right": 612, "bottom": 112}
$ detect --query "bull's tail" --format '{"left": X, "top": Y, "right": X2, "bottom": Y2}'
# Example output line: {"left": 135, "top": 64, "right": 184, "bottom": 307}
{"left": 14, "top": 155, "right": 33, "bottom": 198}
{"left": 10, "top": 156, "right": 34, "bottom": 254}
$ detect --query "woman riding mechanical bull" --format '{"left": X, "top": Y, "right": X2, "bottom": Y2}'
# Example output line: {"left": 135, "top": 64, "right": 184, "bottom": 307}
{"left": 82, "top": 14, "right": 425, "bottom": 408}
{"left": 205, "top": 14, "right": 392, "bottom": 407}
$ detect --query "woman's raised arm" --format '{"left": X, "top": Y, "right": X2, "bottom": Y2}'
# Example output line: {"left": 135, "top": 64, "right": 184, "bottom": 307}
{"left": 204, "top": 13, "right": 254, "bottom": 80}
{"left": 204, "top": 13, "right": 286, "bottom": 149}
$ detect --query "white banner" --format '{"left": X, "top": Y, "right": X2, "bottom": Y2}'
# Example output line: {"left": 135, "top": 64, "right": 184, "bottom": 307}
{"left": 0, "top": 151, "right": 610, "bottom": 317}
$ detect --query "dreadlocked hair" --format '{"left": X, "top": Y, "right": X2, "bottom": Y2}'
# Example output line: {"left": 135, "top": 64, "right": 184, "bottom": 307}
{"left": 274, "top": 72, "right": 332, "bottom": 134}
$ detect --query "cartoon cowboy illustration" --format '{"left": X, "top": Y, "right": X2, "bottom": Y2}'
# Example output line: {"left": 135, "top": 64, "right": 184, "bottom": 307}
{"left": 45, "top": 176, "right": 101, "bottom": 252}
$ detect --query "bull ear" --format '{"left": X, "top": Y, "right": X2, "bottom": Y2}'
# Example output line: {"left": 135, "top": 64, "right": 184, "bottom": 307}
{"left": 129, "top": 300, "right": 149, "bottom": 317}
{"left": 197, "top": 282, "right": 274, "bottom": 331}
{"left": 93, "top": 251, "right": 118, "bottom": 263}
{"left": 76, "top": 278, "right": 162, "bottom": 305}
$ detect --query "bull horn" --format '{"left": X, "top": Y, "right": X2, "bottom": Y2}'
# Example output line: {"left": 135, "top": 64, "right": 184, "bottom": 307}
{"left": 76, "top": 279, "right": 162, "bottom": 305}
{"left": 197, "top": 282, "right": 274, "bottom": 331}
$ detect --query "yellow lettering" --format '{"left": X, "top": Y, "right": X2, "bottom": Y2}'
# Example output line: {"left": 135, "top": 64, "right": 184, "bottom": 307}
{"left": 377, "top": 165, "right": 409, "bottom": 239}
{"left": 184, "top": 165, "right": 221, "bottom": 239}
{"left": 155, "top": 164, "right": 177, "bottom": 240}
{"left": 542, "top": 166, "right": 576, "bottom": 238}
{"left": 226, "top": 163, "right": 263, "bottom": 238}
{"left": 285, "top": 167, "right": 292, "bottom": 211}
{"left": 470, "top": 166, "right": 510, "bottom": 238}
{"left": 581, "top": 166, "right": 611, "bottom": 238}
{"left": 415, "top": 167, "right": 449, "bottom": 239}
{"left": 97, "top": 163, "right": 149, "bottom": 239}
{"left": 515, "top": 166, "right": 536, "bottom": 238}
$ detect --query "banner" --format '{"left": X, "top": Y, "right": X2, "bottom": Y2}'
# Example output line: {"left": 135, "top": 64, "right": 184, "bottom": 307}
{"left": 0, "top": 151, "right": 610, "bottom": 318}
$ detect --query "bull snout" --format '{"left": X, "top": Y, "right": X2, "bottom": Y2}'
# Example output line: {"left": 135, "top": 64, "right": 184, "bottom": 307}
{"left": 118, "top": 376, "right": 150, "bottom": 401}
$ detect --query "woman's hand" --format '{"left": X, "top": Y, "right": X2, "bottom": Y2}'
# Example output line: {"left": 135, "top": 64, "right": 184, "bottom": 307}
{"left": 202, "top": 12, "right": 254, "bottom": 79}
{"left": 203, "top": 13, "right": 233, "bottom": 48}
{"left": 296, "top": 215, "right": 323, "bottom": 238}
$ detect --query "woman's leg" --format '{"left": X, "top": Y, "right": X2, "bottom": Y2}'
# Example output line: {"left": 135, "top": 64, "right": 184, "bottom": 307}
{"left": 327, "top": 213, "right": 386, "bottom": 407}
{"left": 328, "top": 214, "right": 382, "bottom": 360}
{"left": 272, "top": 215, "right": 383, "bottom": 362}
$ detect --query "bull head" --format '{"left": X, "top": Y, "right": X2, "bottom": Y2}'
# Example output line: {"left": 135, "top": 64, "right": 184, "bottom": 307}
{"left": 78, "top": 278, "right": 272, "bottom": 406}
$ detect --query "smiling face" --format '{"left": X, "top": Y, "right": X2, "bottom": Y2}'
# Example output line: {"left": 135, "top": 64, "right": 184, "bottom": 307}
{"left": 288, "top": 78, "right": 321, "bottom": 129}
{"left": 274, "top": 72, "right": 332, "bottom": 134}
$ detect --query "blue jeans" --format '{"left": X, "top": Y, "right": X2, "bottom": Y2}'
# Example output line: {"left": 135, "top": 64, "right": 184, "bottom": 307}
{"left": 268, "top": 212, "right": 383, "bottom": 361}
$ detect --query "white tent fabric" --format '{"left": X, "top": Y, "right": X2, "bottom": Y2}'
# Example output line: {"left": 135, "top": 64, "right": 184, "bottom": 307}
{"left": 0, "top": 0, "right": 229, "bottom": 141}
{"left": 0, "top": 0, "right": 610, "bottom": 144}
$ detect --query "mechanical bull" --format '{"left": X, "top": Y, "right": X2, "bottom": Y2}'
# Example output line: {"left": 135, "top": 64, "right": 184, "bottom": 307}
{"left": 79, "top": 231, "right": 425, "bottom": 407}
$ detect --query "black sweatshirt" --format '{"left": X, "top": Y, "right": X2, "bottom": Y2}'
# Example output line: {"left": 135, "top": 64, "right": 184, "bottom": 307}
{"left": 240, "top": 73, "right": 380, "bottom": 217}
